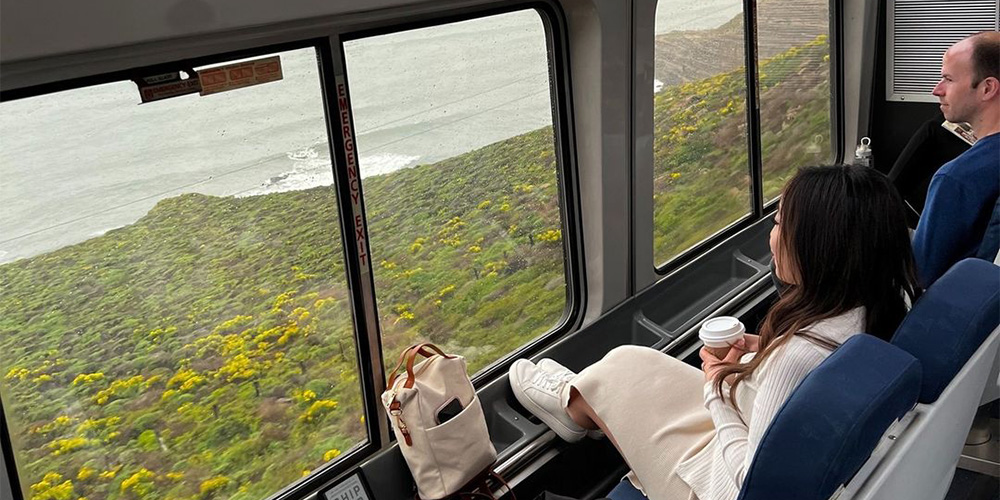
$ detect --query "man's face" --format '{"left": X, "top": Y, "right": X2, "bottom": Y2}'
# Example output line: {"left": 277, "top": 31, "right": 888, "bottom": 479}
{"left": 932, "top": 42, "right": 979, "bottom": 124}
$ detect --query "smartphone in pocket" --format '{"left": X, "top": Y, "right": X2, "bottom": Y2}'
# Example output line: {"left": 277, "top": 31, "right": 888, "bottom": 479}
{"left": 436, "top": 398, "right": 463, "bottom": 424}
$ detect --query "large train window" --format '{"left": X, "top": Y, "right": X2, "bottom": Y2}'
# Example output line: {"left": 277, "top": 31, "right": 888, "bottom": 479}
{"left": 757, "top": 0, "right": 833, "bottom": 200}
{"left": 0, "top": 48, "right": 367, "bottom": 499}
{"left": 343, "top": 9, "right": 569, "bottom": 375}
{"left": 652, "top": 0, "right": 753, "bottom": 266}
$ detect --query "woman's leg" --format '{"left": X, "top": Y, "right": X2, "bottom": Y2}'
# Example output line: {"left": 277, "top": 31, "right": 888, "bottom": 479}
{"left": 565, "top": 386, "right": 624, "bottom": 453}
{"left": 567, "top": 346, "right": 714, "bottom": 500}
{"left": 511, "top": 346, "right": 710, "bottom": 498}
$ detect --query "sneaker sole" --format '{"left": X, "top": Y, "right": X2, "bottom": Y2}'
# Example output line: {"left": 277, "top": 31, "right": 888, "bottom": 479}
{"left": 509, "top": 360, "right": 585, "bottom": 442}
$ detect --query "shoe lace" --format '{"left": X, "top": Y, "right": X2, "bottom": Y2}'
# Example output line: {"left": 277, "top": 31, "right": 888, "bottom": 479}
{"left": 531, "top": 370, "right": 566, "bottom": 392}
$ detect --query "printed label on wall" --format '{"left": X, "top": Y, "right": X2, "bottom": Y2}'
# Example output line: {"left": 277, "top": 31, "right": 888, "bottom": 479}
{"left": 323, "top": 474, "right": 371, "bottom": 500}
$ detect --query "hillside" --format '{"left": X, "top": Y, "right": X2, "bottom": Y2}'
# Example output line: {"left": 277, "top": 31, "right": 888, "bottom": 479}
{"left": 1, "top": 33, "right": 830, "bottom": 500}
{"left": 654, "top": 0, "right": 828, "bottom": 87}
{"left": 652, "top": 33, "right": 830, "bottom": 259}
{"left": 1, "top": 126, "right": 565, "bottom": 500}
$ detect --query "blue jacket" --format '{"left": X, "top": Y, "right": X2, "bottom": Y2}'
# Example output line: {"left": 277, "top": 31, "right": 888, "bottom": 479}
{"left": 913, "top": 133, "right": 1000, "bottom": 287}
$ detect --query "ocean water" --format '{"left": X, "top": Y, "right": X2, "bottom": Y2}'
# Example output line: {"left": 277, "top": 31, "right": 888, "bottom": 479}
{"left": 0, "top": 2, "right": 740, "bottom": 263}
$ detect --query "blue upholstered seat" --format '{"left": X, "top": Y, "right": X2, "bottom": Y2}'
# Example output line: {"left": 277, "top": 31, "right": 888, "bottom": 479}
{"left": 890, "top": 258, "right": 1000, "bottom": 403}
{"left": 736, "top": 335, "right": 920, "bottom": 500}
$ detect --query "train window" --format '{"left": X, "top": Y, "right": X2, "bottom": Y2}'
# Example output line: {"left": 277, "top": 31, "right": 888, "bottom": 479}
{"left": 343, "top": 9, "right": 568, "bottom": 375}
{"left": 0, "top": 48, "right": 367, "bottom": 499}
{"left": 652, "top": 0, "right": 753, "bottom": 266}
{"left": 757, "top": 0, "right": 833, "bottom": 200}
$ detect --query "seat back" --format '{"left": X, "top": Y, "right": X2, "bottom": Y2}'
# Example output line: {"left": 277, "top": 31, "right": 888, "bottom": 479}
{"left": 891, "top": 258, "right": 1000, "bottom": 404}
{"left": 844, "top": 259, "right": 1000, "bottom": 500}
{"left": 735, "top": 335, "right": 921, "bottom": 500}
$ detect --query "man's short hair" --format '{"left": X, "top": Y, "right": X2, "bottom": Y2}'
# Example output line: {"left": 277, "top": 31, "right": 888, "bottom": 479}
{"left": 968, "top": 31, "right": 1000, "bottom": 87}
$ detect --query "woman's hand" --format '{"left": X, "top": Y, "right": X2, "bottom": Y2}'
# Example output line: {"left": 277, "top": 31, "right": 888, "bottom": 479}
{"left": 700, "top": 338, "right": 749, "bottom": 382}
{"left": 743, "top": 333, "right": 761, "bottom": 353}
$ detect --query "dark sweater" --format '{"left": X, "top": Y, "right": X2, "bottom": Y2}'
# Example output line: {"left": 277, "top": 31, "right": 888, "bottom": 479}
{"left": 913, "top": 133, "right": 1000, "bottom": 287}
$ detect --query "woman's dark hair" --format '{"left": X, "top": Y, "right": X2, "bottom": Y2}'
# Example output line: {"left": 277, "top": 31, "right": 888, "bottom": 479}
{"left": 714, "top": 164, "right": 920, "bottom": 405}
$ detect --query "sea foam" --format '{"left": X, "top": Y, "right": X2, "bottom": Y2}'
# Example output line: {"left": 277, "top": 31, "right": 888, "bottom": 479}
{"left": 359, "top": 153, "right": 420, "bottom": 178}
{"left": 238, "top": 146, "right": 334, "bottom": 197}
{"left": 237, "top": 147, "right": 422, "bottom": 197}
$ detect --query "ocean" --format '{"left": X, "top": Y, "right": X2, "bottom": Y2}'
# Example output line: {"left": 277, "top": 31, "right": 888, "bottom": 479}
{"left": 0, "top": 1, "right": 742, "bottom": 263}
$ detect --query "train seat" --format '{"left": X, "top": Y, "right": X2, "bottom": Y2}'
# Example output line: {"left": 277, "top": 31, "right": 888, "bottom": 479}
{"left": 606, "top": 258, "right": 1000, "bottom": 500}
{"left": 841, "top": 258, "right": 1000, "bottom": 500}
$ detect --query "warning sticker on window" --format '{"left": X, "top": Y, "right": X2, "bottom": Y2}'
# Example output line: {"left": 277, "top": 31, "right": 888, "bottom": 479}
{"left": 322, "top": 474, "right": 370, "bottom": 500}
{"left": 197, "top": 55, "right": 283, "bottom": 96}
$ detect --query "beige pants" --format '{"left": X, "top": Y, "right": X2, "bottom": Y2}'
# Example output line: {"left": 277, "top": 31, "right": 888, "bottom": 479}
{"left": 572, "top": 345, "right": 715, "bottom": 500}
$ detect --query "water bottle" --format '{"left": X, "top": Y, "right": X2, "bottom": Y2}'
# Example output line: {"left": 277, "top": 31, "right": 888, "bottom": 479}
{"left": 855, "top": 137, "right": 872, "bottom": 167}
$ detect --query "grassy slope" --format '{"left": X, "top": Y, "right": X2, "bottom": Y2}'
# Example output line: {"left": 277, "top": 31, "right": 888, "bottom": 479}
{"left": 1, "top": 36, "right": 829, "bottom": 500}
{"left": 652, "top": 34, "right": 830, "bottom": 261}
{"left": 1, "top": 127, "right": 565, "bottom": 499}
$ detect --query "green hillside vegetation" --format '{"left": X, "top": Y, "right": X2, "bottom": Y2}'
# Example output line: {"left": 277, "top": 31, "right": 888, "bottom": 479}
{"left": 1, "top": 36, "right": 829, "bottom": 500}
{"left": 653, "top": 34, "right": 830, "bottom": 261}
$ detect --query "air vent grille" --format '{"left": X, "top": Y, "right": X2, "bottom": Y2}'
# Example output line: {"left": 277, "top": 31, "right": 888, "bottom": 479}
{"left": 888, "top": 0, "right": 999, "bottom": 102}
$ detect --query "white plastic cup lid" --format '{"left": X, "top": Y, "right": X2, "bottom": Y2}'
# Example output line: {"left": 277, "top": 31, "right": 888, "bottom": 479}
{"left": 699, "top": 316, "right": 746, "bottom": 348}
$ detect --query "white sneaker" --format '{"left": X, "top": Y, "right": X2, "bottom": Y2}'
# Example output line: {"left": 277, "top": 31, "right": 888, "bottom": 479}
{"left": 537, "top": 358, "right": 576, "bottom": 382}
{"left": 536, "top": 359, "right": 605, "bottom": 441}
{"left": 509, "top": 359, "right": 586, "bottom": 442}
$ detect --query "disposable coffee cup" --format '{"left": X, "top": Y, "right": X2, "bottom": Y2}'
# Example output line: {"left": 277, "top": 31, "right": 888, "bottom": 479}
{"left": 699, "top": 316, "right": 746, "bottom": 359}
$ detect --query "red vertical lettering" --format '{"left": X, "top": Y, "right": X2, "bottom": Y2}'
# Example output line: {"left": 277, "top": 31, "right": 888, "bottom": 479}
{"left": 354, "top": 214, "right": 367, "bottom": 267}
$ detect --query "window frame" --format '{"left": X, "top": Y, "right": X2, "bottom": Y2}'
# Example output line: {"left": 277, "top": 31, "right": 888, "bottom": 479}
{"left": 648, "top": 0, "right": 845, "bottom": 277}
{"left": 0, "top": 2, "right": 584, "bottom": 498}
{"left": 333, "top": 0, "right": 585, "bottom": 392}
{"left": 0, "top": 38, "right": 389, "bottom": 500}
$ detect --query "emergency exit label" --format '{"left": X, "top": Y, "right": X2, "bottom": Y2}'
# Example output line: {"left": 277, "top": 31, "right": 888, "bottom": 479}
{"left": 197, "top": 55, "right": 283, "bottom": 96}
{"left": 323, "top": 474, "right": 370, "bottom": 500}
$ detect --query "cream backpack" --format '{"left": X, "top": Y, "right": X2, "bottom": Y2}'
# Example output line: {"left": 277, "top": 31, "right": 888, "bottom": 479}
{"left": 382, "top": 343, "right": 498, "bottom": 499}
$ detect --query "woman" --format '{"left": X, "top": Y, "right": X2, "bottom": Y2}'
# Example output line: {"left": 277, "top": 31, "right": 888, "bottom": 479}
{"left": 509, "top": 165, "right": 920, "bottom": 500}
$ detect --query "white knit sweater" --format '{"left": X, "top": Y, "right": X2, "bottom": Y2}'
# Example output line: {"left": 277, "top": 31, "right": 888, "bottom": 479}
{"left": 675, "top": 307, "right": 866, "bottom": 500}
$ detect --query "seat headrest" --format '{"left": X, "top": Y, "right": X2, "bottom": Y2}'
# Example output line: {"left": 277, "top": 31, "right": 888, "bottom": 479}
{"left": 737, "top": 335, "right": 921, "bottom": 500}
{"left": 891, "top": 258, "right": 1000, "bottom": 403}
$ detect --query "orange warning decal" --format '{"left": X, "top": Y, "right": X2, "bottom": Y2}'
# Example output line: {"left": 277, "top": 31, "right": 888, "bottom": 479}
{"left": 197, "top": 55, "right": 283, "bottom": 96}
{"left": 139, "top": 78, "right": 201, "bottom": 103}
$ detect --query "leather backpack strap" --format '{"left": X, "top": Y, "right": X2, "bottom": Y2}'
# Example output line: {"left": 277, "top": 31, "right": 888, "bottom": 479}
{"left": 489, "top": 472, "right": 515, "bottom": 500}
{"left": 386, "top": 343, "right": 458, "bottom": 447}
{"left": 387, "top": 343, "right": 456, "bottom": 390}
{"left": 387, "top": 344, "right": 420, "bottom": 389}
{"left": 402, "top": 343, "right": 454, "bottom": 389}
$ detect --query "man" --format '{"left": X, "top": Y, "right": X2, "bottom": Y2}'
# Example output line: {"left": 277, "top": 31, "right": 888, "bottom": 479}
{"left": 913, "top": 31, "right": 1000, "bottom": 287}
